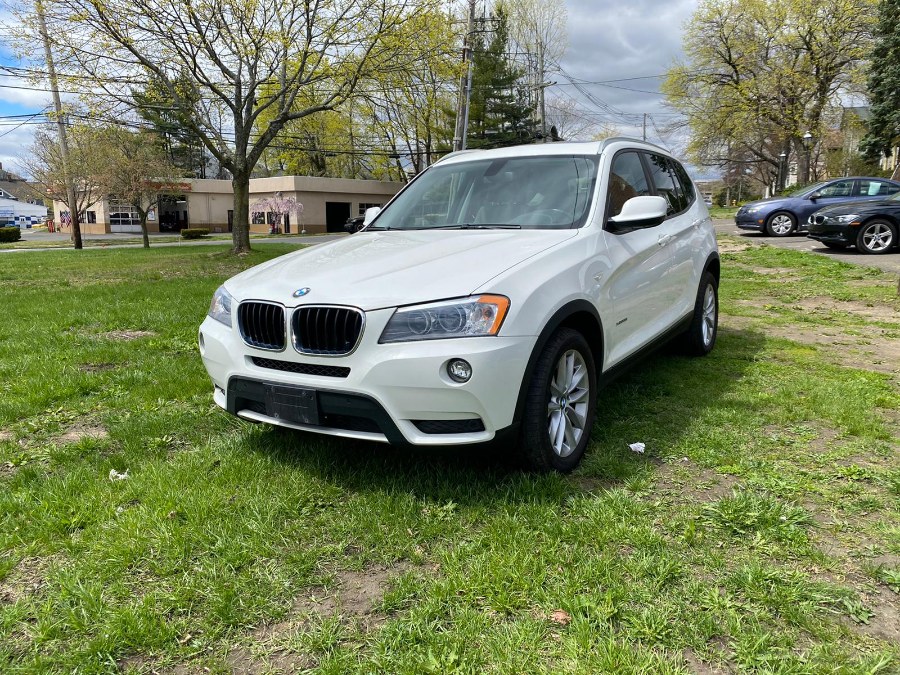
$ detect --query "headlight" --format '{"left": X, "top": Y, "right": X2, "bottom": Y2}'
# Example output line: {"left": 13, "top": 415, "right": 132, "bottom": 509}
{"left": 746, "top": 206, "right": 764, "bottom": 214}
{"left": 208, "top": 286, "right": 234, "bottom": 327}
{"left": 380, "top": 295, "right": 510, "bottom": 343}
{"left": 830, "top": 214, "right": 861, "bottom": 224}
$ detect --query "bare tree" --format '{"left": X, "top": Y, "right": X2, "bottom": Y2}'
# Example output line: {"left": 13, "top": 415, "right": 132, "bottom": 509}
{"left": 20, "top": 124, "right": 111, "bottom": 239}
{"left": 35, "top": 0, "right": 439, "bottom": 253}
{"left": 104, "top": 127, "right": 185, "bottom": 249}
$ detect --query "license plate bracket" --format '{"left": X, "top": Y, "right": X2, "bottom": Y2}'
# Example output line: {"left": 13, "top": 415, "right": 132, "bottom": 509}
{"left": 264, "top": 384, "right": 319, "bottom": 425}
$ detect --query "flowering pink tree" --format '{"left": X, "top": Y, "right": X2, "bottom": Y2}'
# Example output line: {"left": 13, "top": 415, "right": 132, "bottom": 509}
{"left": 251, "top": 195, "right": 305, "bottom": 233}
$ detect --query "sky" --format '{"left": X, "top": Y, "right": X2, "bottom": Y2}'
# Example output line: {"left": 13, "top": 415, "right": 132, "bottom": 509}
{"left": 0, "top": 0, "right": 699, "bottom": 179}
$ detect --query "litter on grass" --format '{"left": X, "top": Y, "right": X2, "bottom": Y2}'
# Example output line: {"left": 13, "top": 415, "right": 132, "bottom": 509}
{"left": 628, "top": 442, "right": 646, "bottom": 454}
{"left": 108, "top": 469, "right": 129, "bottom": 481}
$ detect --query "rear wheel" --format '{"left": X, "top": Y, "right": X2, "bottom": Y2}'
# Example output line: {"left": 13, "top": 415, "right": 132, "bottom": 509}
{"left": 520, "top": 328, "right": 597, "bottom": 472}
{"left": 765, "top": 212, "right": 796, "bottom": 237}
{"left": 856, "top": 220, "right": 896, "bottom": 254}
{"left": 679, "top": 272, "right": 718, "bottom": 356}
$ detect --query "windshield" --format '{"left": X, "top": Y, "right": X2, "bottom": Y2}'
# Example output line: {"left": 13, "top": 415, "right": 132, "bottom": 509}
{"left": 786, "top": 181, "right": 828, "bottom": 197}
{"left": 368, "top": 155, "right": 600, "bottom": 231}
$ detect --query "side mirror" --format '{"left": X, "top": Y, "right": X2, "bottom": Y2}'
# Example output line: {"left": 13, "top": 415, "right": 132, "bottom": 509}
{"left": 363, "top": 206, "right": 381, "bottom": 226}
{"left": 608, "top": 196, "right": 668, "bottom": 229}
{"left": 808, "top": 192, "right": 821, "bottom": 200}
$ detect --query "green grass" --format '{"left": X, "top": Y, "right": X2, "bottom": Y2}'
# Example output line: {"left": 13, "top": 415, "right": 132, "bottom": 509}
{"left": 1, "top": 239, "right": 898, "bottom": 673}
{"left": 708, "top": 206, "right": 738, "bottom": 220}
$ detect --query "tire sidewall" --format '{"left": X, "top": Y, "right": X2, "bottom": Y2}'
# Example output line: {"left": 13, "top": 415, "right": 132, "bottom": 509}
{"left": 683, "top": 272, "right": 718, "bottom": 356}
{"left": 521, "top": 328, "right": 597, "bottom": 472}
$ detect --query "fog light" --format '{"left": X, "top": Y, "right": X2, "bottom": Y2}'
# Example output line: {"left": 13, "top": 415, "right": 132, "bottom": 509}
{"left": 447, "top": 359, "right": 472, "bottom": 383}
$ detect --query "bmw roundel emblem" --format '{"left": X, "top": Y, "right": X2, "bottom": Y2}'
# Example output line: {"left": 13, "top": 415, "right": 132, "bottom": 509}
{"left": 292, "top": 287, "right": 311, "bottom": 298}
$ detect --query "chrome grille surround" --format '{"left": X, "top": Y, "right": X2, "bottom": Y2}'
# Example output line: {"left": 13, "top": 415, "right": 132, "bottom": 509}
{"left": 237, "top": 301, "right": 287, "bottom": 351}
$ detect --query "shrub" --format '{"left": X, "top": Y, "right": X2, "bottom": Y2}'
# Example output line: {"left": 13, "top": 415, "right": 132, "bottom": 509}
{"left": 181, "top": 228, "right": 210, "bottom": 239}
{"left": 0, "top": 226, "right": 21, "bottom": 243}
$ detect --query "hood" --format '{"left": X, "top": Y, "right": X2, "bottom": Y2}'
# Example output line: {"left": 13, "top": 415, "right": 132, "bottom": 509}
{"left": 739, "top": 196, "right": 790, "bottom": 210}
{"left": 815, "top": 199, "right": 898, "bottom": 216}
{"left": 226, "top": 229, "right": 578, "bottom": 310}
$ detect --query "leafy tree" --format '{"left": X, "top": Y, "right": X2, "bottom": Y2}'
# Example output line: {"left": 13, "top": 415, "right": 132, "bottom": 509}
{"left": 861, "top": 0, "right": 900, "bottom": 179}
{"left": 40, "top": 0, "right": 440, "bottom": 254}
{"left": 103, "top": 127, "right": 184, "bottom": 248}
{"left": 21, "top": 124, "right": 111, "bottom": 243}
{"left": 663, "top": 0, "right": 875, "bottom": 182}
{"left": 467, "top": 7, "right": 536, "bottom": 149}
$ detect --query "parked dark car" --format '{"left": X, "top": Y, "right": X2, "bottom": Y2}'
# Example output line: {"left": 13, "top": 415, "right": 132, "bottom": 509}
{"left": 807, "top": 192, "right": 900, "bottom": 254}
{"left": 344, "top": 215, "right": 364, "bottom": 234}
{"left": 735, "top": 177, "right": 900, "bottom": 237}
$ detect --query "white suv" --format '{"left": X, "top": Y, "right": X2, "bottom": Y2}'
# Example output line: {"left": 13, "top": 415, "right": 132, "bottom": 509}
{"left": 199, "top": 139, "right": 719, "bottom": 471}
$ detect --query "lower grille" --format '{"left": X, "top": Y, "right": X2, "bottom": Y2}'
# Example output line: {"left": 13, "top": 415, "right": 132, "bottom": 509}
{"left": 412, "top": 419, "right": 486, "bottom": 434}
{"left": 292, "top": 306, "right": 364, "bottom": 355}
{"left": 238, "top": 302, "right": 286, "bottom": 350}
{"left": 251, "top": 357, "right": 350, "bottom": 378}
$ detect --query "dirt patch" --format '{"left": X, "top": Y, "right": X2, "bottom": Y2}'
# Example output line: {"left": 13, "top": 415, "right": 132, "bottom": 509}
{"left": 223, "top": 563, "right": 411, "bottom": 675}
{"left": 717, "top": 239, "right": 755, "bottom": 254}
{"left": 0, "top": 556, "right": 57, "bottom": 604}
{"left": 55, "top": 424, "right": 108, "bottom": 445}
{"left": 653, "top": 458, "right": 740, "bottom": 503}
{"left": 98, "top": 330, "right": 155, "bottom": 341}
{"left": 794, "top": 297, "right": 900, "bottom": 325}
{"left": 682, "top": 647, "right": 735, "bottom": 674}
{"left": 79, "top": 363, "right": 116, "bottom": 373}
{"left": 852, "top": 589, "right": 900, "bottom": 643}
{"left": 0, "top": 430, "right": 12, "bottom": 442}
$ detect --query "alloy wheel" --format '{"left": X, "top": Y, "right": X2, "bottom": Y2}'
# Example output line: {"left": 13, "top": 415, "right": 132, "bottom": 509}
{"left": 861, "top": 223, "right": 893, "bottom": 252}
{"left": 769, "top": 214, "right": 793, "bottom": 235}
{"left": 547, "top": 349, "right": 589, "bottom": 458}
{"left": 701, "top": 284, "right": 716, "bottom": 346}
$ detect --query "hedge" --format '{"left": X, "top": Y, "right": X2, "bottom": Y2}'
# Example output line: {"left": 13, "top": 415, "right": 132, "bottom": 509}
{"left": 0, "top": 226, "right": 21, "bottom": 243}
{"left": 181, "top": 228, "right": 210, "bottom": 239}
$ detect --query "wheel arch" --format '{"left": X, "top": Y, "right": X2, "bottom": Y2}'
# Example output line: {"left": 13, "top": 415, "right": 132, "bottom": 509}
{"left": 511, "top": 300, "right": 604, "bottom": 429}
{"left": 703, "top": 252, "right": 720, "bottom": 285}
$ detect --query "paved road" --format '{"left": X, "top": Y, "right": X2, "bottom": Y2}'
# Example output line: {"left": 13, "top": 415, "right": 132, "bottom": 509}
{"left": 713, "top": 219, "right": 900, "bottom": 275}
{"left": 1, "top": 229, "right": 346, "bottom": 253}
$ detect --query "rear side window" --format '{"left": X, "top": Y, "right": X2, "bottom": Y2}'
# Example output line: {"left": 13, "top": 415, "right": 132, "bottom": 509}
{"left": 646, "top": 153, "right": 686, "bottom": 215}
{"left": 857, "top": 179, "right": 900, "bottom": 197}
{"left": 607, "top": 151, "right": 651, "bottom": 218}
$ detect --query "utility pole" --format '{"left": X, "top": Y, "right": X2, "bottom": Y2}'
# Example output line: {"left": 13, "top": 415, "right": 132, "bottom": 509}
{"left": 642, "top": 113, "right": 647, "bottom": 141}
{"left": 538, "top": 39, "right": 546, "bottom": 138}
{"left": 36, "top": 0, "right": 82, "bottom": 249}
{"left": 453, "top": 0, "right": 476, "bottom": 152}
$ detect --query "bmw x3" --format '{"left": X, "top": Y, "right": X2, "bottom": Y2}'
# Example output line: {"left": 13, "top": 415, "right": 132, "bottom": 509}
{"left": 199, "top": 139, "right": 720, "bottom": 471}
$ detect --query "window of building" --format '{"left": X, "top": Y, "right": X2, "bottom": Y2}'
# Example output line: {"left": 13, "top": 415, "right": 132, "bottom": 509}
{"left": 107, "top": 200, "right": 139, "bottom": 226}
{"left": 85, "top": 211, "right": 96, "bottom": 224}
{"left": 358, "top": 202, "right": 383, "bottom": 216}
{"left": 251, "top": 211, "right": 266, "bottom": 225}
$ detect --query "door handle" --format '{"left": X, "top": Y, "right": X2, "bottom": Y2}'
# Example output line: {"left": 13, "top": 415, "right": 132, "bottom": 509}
{"left": 657, "top": 234, "right": 674, "bottom": 247}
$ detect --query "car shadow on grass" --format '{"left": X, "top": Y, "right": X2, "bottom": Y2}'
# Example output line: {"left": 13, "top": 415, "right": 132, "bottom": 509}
{"left": 238, "top": 326, "right": 768, "bottom": 505}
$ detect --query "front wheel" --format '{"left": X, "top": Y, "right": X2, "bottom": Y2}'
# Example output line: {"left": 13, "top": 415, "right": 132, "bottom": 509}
{"left": 856, "top": 220, "right": 896, "bottom": 254}
{"left": 519, "top": 328, "right": 597, "bottom": 472}
{"left": 679, "top": 272, "right": 718, "bottom": 356}
{"left": 765, "top": 212, "right": 796, "bottom": 237}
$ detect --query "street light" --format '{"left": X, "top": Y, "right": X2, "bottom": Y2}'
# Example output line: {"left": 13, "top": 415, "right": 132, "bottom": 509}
{"left": 802, "top": 131, "right": 813, "bottom": 184}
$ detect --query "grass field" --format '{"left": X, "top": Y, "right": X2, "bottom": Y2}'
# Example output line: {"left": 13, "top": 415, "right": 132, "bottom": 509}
{"left": 1, "top": 240, "right": 898, "bottom": 674}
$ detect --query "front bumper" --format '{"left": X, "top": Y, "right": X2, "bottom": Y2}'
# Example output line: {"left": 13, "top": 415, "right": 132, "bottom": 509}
{"left": 735, "top": 212, "right": 764, "bottom": 231}
{"left": 807, "top": 219, "right": 855, "bottom": 245}
{"left": 199, "top": 310, "right": 535, "bottom": 446}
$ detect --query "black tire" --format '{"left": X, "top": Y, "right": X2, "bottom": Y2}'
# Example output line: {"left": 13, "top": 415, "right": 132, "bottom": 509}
{"left": 679, "top": 272, "right": 718, "bottom": 357}
{"left": 855, "top": 219, "right": 896, "bottom": 255}
{"left": 765, "top": 211, "right": 796, "bottom": 237}
{"left": 519, "top": 328, "right": 597, "bottom": 473}
{"left": 822, "top": 241, "right": 848, "bottom": 250}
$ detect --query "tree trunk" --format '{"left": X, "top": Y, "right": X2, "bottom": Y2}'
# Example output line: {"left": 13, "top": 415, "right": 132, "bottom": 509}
{"left": 231, "top": 172, "right": 251, "bottom": 254}
{"left": 140, "top": 215, "right": 149, "bottom": 249}
{"left": 892, "top": 161, "right": 900, "bottom": 182}
{"left": 71, "top": 209, "right": 83, "bottom": 249}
